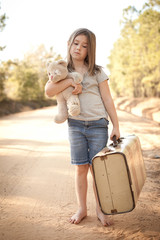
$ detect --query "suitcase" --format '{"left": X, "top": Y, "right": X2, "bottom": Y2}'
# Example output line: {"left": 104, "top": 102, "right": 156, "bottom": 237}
{"left": 92, "top": 135, "right": 146, "bottom": 215}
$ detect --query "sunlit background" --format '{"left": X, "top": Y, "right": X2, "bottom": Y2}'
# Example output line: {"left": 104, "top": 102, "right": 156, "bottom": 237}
{"left": 0, "top": 3, "right": 160, "bottom": 239}
{"left": 0, "top": 0, "right": 159, "bottom": 113}
{"left": 1, "top": 0, "right": 145, "bottom": 68}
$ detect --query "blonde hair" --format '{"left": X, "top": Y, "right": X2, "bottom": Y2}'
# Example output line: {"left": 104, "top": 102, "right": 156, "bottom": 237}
{"left": 67, "top": 28, "right": 101, "bottom": 76}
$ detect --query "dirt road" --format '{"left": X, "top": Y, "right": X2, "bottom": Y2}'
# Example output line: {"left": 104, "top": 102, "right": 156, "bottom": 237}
{"left": 0, "top": 106, "right": 160, "bottom": 240}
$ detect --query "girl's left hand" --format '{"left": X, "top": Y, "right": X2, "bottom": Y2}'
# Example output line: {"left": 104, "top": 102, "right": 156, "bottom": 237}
{"left": 110, "top": 128, "right": 120, "bottom": 141}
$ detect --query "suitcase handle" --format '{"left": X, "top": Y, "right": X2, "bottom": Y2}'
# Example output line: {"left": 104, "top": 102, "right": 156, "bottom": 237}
{"left": 111, "top": 135, "right": 122, "bottom": 147}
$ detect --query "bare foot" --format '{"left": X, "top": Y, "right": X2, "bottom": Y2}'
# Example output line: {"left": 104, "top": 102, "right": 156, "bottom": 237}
{"left": 96, "top": 209, "right": 114, "bottom": 227}
{"left": 69, "top": 209, "right": 87, "bottom": 224}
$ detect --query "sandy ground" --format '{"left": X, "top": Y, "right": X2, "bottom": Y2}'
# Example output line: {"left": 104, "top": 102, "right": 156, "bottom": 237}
{"left": 0, "top": 106, "right": 160, "bottom": 240}
{"left": 114, "top": 97, "right": 160, "bottom": 124}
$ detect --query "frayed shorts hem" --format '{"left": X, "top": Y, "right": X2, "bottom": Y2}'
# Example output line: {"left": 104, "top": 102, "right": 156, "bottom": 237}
{"left": 71, "top": 161, "right": 92, "bottom": 166}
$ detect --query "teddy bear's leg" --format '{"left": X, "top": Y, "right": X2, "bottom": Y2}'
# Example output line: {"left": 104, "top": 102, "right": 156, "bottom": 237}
{"left": 54, "top": 93, "right": 68, "bottom": 123}
{"left": 67, "top": 95, "right": 80, "bottom": 116}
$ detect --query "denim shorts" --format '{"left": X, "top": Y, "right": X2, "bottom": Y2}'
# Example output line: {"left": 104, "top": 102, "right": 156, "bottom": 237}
{"left": 67, "top": 118, "right": 109, "bottom": 165}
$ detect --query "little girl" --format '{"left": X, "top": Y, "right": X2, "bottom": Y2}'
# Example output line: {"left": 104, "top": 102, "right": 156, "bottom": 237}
{"left": 45, "top": 28, "right": 120, "bottom": 226}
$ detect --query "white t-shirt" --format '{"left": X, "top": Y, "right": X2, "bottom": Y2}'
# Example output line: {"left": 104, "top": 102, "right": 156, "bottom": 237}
{"left": 69, "top": 69, "right": 109, "bottom": 121}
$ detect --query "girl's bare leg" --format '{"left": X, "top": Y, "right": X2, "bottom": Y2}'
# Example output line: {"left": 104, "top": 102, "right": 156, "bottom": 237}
{"left": 90, "top": 165, "right": 114, "bottom": 226}
{"left": 69, "top": 164, "right": 89, "bottom": 224}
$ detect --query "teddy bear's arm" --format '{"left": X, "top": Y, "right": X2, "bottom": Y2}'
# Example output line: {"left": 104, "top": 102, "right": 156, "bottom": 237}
{"left": 67, "top": 72, "right": 83, "bottom": 84}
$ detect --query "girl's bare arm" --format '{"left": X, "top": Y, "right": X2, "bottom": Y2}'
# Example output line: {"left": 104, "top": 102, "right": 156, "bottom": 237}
{"left": 99, "top": 80, "right": 120, "bottom": 140}
{"left": 45, "top": 78, "right": 82, "bottom": 97}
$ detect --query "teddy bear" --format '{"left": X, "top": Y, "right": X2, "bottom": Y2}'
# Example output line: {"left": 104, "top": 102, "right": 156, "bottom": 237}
{"left": 46, "top": 59, "right": 83, "bottom": 123}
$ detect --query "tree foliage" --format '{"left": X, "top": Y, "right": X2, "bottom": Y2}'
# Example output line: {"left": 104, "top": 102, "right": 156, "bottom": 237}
{"left": 108, "top": 0, "right": 160, "bottom": 97}
{"left": 0, "top": 2, "right": 62, "bottom": 103}
{"left": 0, "top": 45, "right": 61, "bottom": 101}
{"left": 0, "top": 64, "right": 6, "bottom": 101}
{"left": 0, "top": 2, "right": 7, "bottom": 51}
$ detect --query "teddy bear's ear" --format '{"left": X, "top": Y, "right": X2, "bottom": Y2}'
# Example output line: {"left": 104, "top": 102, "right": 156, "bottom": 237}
{"left": 57, "top": 59, "right": 67, "bottom": 67}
